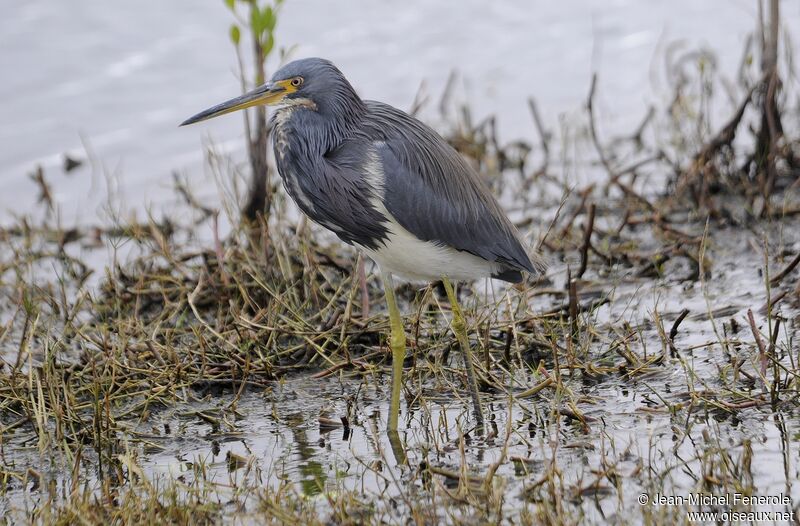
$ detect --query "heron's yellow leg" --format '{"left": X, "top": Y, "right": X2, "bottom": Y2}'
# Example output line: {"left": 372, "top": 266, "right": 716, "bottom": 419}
{"left": 441, "top": 277, "right": 485, "bottom": 426}
{"left": 382, "top": 273, "right": 406, "bottom": 432}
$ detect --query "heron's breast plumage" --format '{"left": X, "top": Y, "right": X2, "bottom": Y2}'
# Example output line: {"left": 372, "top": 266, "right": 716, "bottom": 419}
{"left": 271, "top": 108, "right": 391, "bottom": 250}
{"left": 272, "top": 112, "right": 320, "bottom": 219}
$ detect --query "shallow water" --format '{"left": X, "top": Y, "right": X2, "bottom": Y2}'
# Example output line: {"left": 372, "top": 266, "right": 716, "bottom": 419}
{"left": 3, "top": 0, "right": 798, "bottom": 225}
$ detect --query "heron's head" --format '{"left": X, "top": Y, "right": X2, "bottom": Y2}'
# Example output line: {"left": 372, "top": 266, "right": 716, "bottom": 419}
{"left": 181, "top": 57, "right": 363, "bottom": 126}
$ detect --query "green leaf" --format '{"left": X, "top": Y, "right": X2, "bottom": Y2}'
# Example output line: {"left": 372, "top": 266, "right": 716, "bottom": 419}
{"left": 229, "top": 24, "right": 241, "bottom": 46}
{"left": 262, "top": 6, "right": 275, "bottom": 32}
{"left": 250, "top": 6, "right": 264, "bottom": 34}
{"left": 262, "top": 33, "right": 275, "bottom": 56}
{"left": 224, "top": 0, "right": 235, "bottom": 10}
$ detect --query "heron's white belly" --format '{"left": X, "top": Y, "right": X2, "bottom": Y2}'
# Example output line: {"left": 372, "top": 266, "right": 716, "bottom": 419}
{"left": 357, "top": 216, "right": 497, "bottom": 282}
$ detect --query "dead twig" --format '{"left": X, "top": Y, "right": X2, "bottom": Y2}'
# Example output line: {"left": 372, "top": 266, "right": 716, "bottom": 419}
{"left": 769, "top": 252, "right": 800, "bottom": 286}
{"left": 668, "top": 308, "right": 690, "bottom": 356}
{"left": 746, "top": 309, "right": 768, "bottom": 386}
{"left": 577, "top": 203, "right": 596, "bottom": 279}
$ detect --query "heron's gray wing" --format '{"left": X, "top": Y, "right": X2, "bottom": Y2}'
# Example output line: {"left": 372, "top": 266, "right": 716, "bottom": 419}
{"left": 365, "top": 102, "right": 536, "bottom": 281}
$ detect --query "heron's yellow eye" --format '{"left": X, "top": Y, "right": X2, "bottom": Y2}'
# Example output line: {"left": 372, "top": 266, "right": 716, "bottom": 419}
{"left": 290, "top": 77, "right": 303, "bottom": 88}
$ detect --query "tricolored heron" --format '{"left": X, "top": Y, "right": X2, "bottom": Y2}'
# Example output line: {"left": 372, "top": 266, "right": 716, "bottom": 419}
{"left": 182, "top": 58, "right": 542, "bottom": 432}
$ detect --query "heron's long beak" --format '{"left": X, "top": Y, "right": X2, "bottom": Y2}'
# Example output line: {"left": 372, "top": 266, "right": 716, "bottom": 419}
{"left": 180, "top": 80, "right": 292, "bottom": 126}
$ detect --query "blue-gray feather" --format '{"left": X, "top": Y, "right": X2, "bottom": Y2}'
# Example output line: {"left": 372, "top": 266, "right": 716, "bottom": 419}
{"left": 269, "top": 58, "right": 538, "bottom": 282}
